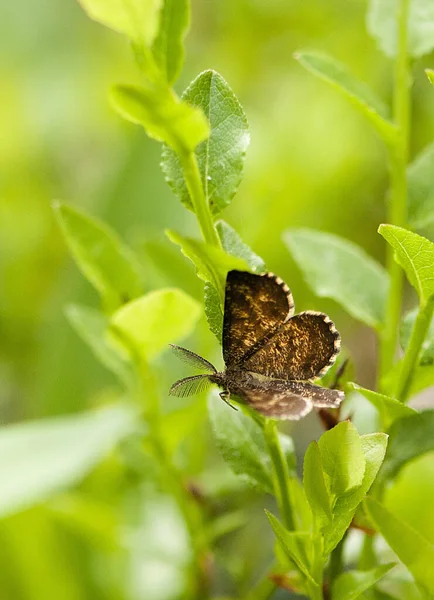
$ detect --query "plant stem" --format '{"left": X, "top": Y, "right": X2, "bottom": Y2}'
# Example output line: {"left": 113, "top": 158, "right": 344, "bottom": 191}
{"left": 263, "top": 419, "right": 295, "bottom": 531}
{"left": 306, "top": 582, "right": 323, "bottom": 600}
{"left": 180, "top": 151, "right": 221, "bottom": 248}
{"left": 137, "top": 358, "right": 209, "bottom": 599}
{"left": 395, "top": 299, "right": 434, "bottom": 401}
{"left": 379, "top": 0, "right": 411, "bottom": 388}
{"left": 328, "top": 535, "right": 345, "bottom": 590}
{"left": 358, "top": 534, "right": 376, "bottom": 570}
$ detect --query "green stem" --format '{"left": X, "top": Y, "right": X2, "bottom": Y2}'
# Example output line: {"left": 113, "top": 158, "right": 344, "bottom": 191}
{"left": 379, "top": 0, "right": 411, "bottom": 387}
{"left": 395, "top": 299, "right": 434, "bottom": 401}
{"left": 306, "top": 582, "right": 323, "bottom": 600}
{"left": 137, "top": 358, "right": 209, "bottom": 599}
{"left": 328, "top": 535, "right": 345, "bottom": 588}
{"left": 263, "top": 420, "right": 295, "bottom": 531}
{"left": 180, "top": 151, "right": 221, "bottom": 248}
{"left": 358, "top": 534, "right": 376, "bottom": 570}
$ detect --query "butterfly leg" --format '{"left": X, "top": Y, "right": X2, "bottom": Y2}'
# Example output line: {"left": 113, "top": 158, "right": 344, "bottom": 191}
{"left": 219, "top": 390, "right": 238, "bottom": 411}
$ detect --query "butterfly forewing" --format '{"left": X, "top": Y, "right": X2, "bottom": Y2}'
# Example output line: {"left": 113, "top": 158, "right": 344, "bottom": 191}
{"left": 223, "top": 271, "right": 295, "bottom": 367}
{"left": 241, "top": 311, "right": 340, "bottom": 380}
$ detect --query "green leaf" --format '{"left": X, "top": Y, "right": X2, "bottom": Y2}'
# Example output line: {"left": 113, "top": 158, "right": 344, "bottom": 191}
{"left": 384, "top": 454, "right": 434, "bottom": 548}
{"left": 283, "top": 228, "right": 389, "bottom": 329}
{"left": 367, "top": 0, "right": 434, "bottom": 59}
{"left": 167, "top": 229, "right": 250, "bottom": 299}
{"left": 427, "top": 69, "right": 434, "bottom": 86}
{"left": 303, "top": 442, "right": 332, "bottom": 530}
{"left": 265, "top": 510, "right": 319, "bottom": 585}
{"left": 378, "top": 225, "right": 434, "bottom": 307}
{"left": 54, "top": 202, "right": 143, "bottom": 311}
{"left": 78, "top": 0, "right": 162, "bottom": 45}
{"left": 208, "top": 396, "right": 274, "bottom": 494}
{"left": 161, "top": 70, "right": 250, "bottom": 215}
{"left": 151, "top": 0, "right": 189, "bottom": 84}
{"left": 318, "top": 421, "right": 366, "bottom": 497}
{"left": 379, "top": 410, "right": 434, "bottom": 482}
{"left": 288, "top": 476, "right": 313, "bottom": 532}
{"left": 347, "top": 383, "right": 416, "bottom": 430}
{"left": 410, "top": 365, "right": 434, "bottom": 395}
{"left": 369, "top": 581, "right": 423, "bottom": 600}
{"left": 294, "top": 51, "right": 396, "bottom": 144}
{"left": 323, "top": 433, "right": 388, "bottom": 554}
{"left": 110, "top": 288, "right": 201, "bottom": 362}
{"left": 332, "top": 564, "right": 395, "bottom": 600}
{"left": 401, "top": 307, "right": 434, "bottom": 365}
{"left": 217, "top": 220, "right": 265, "bottom": 273}
{"left": 204, "top": 283, "right": 224, "bottom": 340}
{"left": 111, "top": 83, "right": 209, "bottom": 155}
{"left": 0, "top": 404, "right": 138, "bottom": 519}
{"left": 408, "top": 142, "right": 434, "bottom": 229}
{"left": 365, "top": 498, "right": 434, "bottom": 595}
{"left": 65, "top": 304, "right": 134, "bottom": 388}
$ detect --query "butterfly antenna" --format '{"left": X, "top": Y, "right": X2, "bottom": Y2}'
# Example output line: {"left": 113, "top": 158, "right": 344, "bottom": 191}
{"left": 169, "top": 344, "right": 217, "bottom": 373}
{"left": 169, "top": 375, "right": 212, "bottom": 398}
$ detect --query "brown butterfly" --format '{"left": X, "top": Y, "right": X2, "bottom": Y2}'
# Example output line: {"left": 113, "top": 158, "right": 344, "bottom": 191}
{"left": 169, "top": 270, "right": 344, "bottom": 420}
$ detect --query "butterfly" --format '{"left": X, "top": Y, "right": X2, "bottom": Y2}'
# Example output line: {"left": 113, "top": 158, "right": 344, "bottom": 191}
{"left": 169, "top": 270, "right": 344, "bottom": 420}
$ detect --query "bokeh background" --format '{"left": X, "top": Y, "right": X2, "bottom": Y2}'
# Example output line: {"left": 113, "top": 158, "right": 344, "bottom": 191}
{"left": 2, "top": 0, "right": 434, "bottom": 598}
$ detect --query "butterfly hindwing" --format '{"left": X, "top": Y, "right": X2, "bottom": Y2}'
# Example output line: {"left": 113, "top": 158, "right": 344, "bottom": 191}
{"left": 237, "top": 387, "right": 313, "bottom": 420}
{"left": 280, "top": 380, "right": 344, "bottom": 407}
{"left": 223, "top": 270, "right": 294, "bottom": 367}
{"left": 235, "top": 379, "right": 343, "bottom": 420}
{"left": 241, "top": 311, "right": 340, "bottom": 380}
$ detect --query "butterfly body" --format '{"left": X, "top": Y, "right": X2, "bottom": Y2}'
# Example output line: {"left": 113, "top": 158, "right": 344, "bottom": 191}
{"left": 208, "top": 367, "right": 258, "bottom": 396}
{"left": 169, "top": 270, "right": 344, "bottom": 420}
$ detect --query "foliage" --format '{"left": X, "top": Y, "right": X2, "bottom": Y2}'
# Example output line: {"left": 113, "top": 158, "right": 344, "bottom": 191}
{"left": 283, "top": 228, "right": 389, "bottom": 329}
{"left": 3, "top": 0, "right": 434, "bottom": 599}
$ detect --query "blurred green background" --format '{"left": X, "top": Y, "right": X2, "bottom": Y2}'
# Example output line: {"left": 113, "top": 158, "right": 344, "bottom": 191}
{"left": 2, "top": 0, "right": 434, "bottom": 598}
